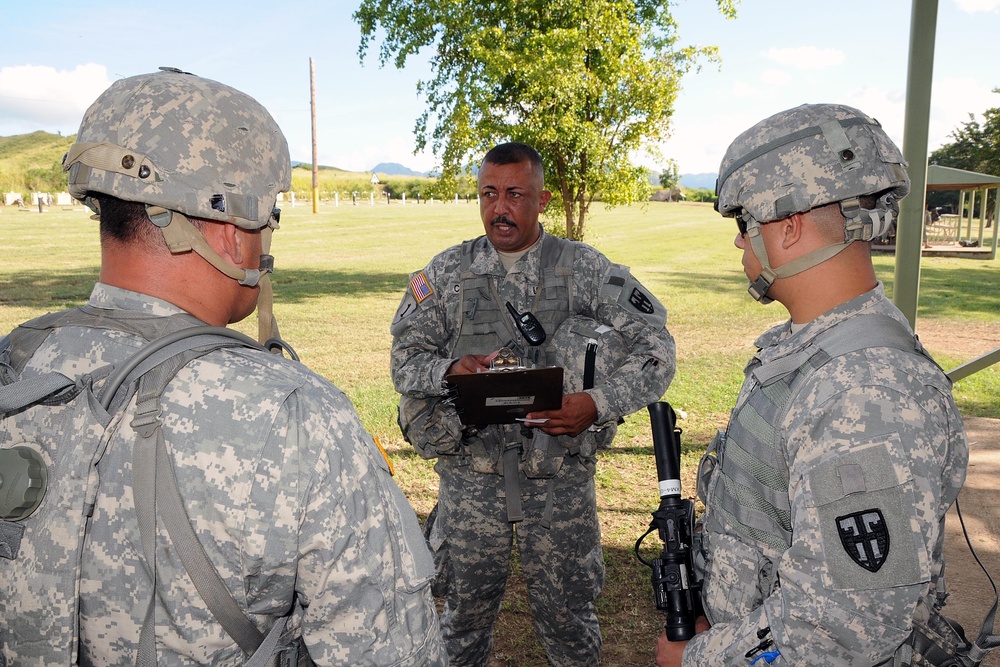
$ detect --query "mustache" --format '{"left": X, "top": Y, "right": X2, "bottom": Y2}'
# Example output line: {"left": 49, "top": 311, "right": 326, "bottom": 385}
{"left": 491, "top": 216, "right": 515, "bottom": 227}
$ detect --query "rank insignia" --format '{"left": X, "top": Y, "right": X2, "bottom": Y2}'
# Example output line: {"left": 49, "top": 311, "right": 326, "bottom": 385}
{"left": 837, "top": 509, "right": 889, "bottom": 573}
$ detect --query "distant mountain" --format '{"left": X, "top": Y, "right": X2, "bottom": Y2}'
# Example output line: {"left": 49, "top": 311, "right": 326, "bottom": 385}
{"left": 372, "top": 162, "right": 427, "bottom": 177}
{"left": 291, "top": 161, "right": 349, "bottom": 172}
{"left": 679, "top": 172, "right": 716, "bottom": 190}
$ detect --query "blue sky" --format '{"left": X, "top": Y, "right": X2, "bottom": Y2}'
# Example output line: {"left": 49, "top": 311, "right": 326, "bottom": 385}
{"left": 2, "top": 0, "right": 999, "bottom": 176}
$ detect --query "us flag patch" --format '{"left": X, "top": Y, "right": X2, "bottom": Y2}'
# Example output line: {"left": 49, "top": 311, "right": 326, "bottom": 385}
{"left": 409, "top": 271, "right": 434, "bottom": 303}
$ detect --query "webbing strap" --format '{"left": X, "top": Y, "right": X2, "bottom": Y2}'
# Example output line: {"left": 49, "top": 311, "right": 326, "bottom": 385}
{"left": 133, "top": 364, "right": 170, "bottom": 667}
{"left": 130, "top": 341, "right": 271, "bottom": 661}
{"left": 503, "top": 444, "right": 524, "bottom": 523}
{"left": 156, "top": 413, "right": 265, "bottom": 654}
{"left": 245, "top": 618, "right": 289, "bottom": 667}
{"left": 0, "top": 371, "right": 75, "bottom": 414}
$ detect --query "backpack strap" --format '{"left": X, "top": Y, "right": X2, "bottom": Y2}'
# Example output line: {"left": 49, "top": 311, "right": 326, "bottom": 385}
{"left": 123, "top": 330, "right": 292, "bottom": 665}
{"left": 0, "top": 370, "right": 76, "bottom": 415}
{"left": 7, "top": 307, "right": 204, "bottom": 374}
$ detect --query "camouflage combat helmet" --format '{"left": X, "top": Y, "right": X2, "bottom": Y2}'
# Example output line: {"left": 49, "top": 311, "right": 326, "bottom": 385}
{"left": 63, "top": 69, "right": 293, "bottom": 349}
{"left": 715, "top": 103, "right": 910, "bottom": 302}
{"left": 63, "top": 67, "right": 290, "bottom": 230}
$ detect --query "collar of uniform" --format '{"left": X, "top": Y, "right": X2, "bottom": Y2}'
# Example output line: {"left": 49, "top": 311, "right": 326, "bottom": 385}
{"left": 752, "top": 282, "right": 889, "bottom": 365}
{"left": 89, "top": 282, "right": 189, "bottom": 318}
{"left": 474, "top": 226, "right": 546, "bottom": 277}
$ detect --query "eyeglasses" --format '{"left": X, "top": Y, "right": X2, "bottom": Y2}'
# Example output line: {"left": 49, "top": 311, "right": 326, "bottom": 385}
{"left": 736, "top": 211, "right": 753, "bottom": 236}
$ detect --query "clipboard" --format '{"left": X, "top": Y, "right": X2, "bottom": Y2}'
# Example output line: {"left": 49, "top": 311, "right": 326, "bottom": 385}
{"left": 445, "top": 366, "right": 564, "bottom": 425}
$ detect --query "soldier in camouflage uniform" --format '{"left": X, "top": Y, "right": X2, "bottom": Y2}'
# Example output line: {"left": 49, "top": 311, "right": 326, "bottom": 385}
{"left": 390, "top": 142, "right": 675, "bottom": 666}
{"left": 1, "top": 70, "right": 445, "bottom": 665}
{"left": 655, "top": 104, "right": 969, "bottom": 666}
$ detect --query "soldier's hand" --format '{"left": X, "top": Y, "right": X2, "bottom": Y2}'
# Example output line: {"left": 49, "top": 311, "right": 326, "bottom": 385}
{"left": 655, "top": 616, "right": 709, "bottom": 667}
{"left": 447, "top": 352, "right": 498, "bottom": 375}
{"left": 526, "top": 392, "right": 597, "bottom": 436}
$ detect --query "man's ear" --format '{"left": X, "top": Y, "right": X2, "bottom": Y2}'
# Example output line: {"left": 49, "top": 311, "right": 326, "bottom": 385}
{"left": 539, "top": 189, "right": 552, "bottom": 211}
{"left": 201, "top": 220, "right": 243, "bottom": 264}
{"left": 781, "top": 213, "right": 805, "bottom": 249}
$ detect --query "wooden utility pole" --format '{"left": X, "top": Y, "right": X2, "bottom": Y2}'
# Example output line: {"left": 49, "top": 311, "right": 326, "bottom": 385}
{"left": 310, "top": 57, "right": 319, "bottom": 214}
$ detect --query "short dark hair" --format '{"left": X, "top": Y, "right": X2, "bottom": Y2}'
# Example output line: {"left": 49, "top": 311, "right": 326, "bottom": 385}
{"left": 95, "top": 195, "right": 152, "bottom": 244}
{"left": 482, "top": 142, "right": 543, "bottom": 172}
{"left": 94, "top": 195, "right": 188, "bottom": 250}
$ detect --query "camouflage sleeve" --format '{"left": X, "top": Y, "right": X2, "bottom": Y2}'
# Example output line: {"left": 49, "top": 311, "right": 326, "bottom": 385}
{"left": 287, "top": 379, "right": 445, "bottom": 665}
{"left": 685, "top": 377, "right": 967, "bottom": 665}
{"left": 574, "top": 247, "right": 676, "bottom": 423}
{"left": 388, "top": 250, "right": 462, "bottom": 398}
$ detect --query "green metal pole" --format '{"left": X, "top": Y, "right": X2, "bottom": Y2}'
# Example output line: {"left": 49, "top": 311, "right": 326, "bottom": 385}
{"left": 894, "top": 0, "right": 938, "bottom": 329}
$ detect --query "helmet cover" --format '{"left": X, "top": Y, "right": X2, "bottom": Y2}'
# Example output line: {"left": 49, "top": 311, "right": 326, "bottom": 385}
{"left": 64, "top": 68, "right": 290, "bottom": 229}
{"left": 716, "top": 103, "right": 909, "bottom": 225}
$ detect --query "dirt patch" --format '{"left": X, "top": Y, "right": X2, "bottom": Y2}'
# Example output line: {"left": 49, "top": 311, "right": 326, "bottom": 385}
{"left": 915, "top": 320, "right": 1000, "bottom": 360}
{"left": 944, "top": 416, "right": 1000, "bottom": 667}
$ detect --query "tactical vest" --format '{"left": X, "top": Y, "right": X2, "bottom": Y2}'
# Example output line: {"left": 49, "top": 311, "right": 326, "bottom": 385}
{"left": 0, "top": 307, "right": 299, "bottom": 667}
{"left": 695, "top": 313, "right": 998, "bottom": 666}
{"left": 451, "top": 233, "right": 576, "bottom": 366}
{"left": 698, "top": 314, "right": 930, "bottom": 614}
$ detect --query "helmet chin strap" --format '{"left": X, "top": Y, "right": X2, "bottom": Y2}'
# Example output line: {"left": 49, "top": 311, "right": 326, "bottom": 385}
{"left": 743, "top": 202, "right": 890, "bottom": 303}
{"left": 145, "top": 205, "right": 283, "bottom": 351}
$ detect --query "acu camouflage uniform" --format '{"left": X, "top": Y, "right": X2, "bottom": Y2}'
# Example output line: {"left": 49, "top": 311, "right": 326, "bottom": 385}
{"left": 684, "top": 285, "right": 968, "bottom": 665}
{"left": 390, "top": 229, "right": 675, "bottom": 666}
{"left": 2, "top": 284, "right": 446, "bottom": 666}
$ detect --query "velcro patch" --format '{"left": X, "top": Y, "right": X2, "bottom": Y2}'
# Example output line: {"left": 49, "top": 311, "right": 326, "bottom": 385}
{"left": 409, "top": 271, "right": 434, "bottom": 304}
{"left": 837, "top": 509, "right": 889, "bottom": 573}
{"left": 0, "top": 520, "right": 24, "bottom": 560}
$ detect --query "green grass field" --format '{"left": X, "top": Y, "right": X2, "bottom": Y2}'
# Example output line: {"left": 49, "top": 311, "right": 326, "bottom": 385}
{"left": 2, "top": 201, "right": 998, "bottom": 665}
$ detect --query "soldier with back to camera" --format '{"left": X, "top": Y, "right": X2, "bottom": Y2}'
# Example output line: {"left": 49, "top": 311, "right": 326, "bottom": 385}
{"left": 656, "top": 103, "right": 969, "bottom": 666}
{"left": 0, "top": 69, "right": 445, "bottom": 666}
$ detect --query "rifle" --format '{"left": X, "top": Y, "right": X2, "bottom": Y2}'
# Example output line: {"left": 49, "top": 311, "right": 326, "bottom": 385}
{"left": 634, "top": 401, "right": 701, "bottom": 641}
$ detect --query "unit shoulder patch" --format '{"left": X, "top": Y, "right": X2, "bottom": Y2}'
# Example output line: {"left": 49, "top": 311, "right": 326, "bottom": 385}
{"left": 836, "top": 508, "right": 889, "bottom": 573}
{"left": 628, "top": 287, "right": 654, "bottom": 314}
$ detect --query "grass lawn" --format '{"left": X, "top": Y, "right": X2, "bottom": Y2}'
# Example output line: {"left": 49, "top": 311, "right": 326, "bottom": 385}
{"left": 2, "top": 200, "right": 998, "bottom": 665}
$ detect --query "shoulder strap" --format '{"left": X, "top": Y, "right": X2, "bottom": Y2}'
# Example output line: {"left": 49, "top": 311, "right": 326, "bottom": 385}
{"left": 5, "top": 306, "right": 205, "bottom": 374}
{"left": 752, "top": 314, "right": 919, "bottom": 387}
{"left": 125, "top": 330, "right": 292, "bottom": 665}
{"left": 536, "top": 233, "right": 576, "bottom": 314}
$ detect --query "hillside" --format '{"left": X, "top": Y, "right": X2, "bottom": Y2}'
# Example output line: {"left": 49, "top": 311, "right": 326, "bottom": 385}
{"left": 0, "top": 131, "right": 76, "bottom": 195}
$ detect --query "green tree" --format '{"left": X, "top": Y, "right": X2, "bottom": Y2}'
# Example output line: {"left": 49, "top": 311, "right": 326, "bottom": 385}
{"left": 659, "top": 159, "right": 680, "bottom": 190}
{"left": 929, "top": 89, "right": 1000, "bottom": 216}
{"left": 354, "top": 0, "right": 736, "bottom": 240}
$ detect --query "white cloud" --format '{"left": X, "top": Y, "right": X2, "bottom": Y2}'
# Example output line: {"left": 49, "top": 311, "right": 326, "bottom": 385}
{"left": 0, "top": 64, "right": 111, "bottom": 136}
{"left": 759, "top": 69, "right": 792, "bottom": 86}
{"left": 953, "top": 0, "right": 1000, "bottom": 12}
{"left": 765, "top": 47, "right": 845, "bottom": 71}
{"left": 730, "top": 81, "right": 759, "bottom": 98}
{"left": 929, "top": 75, "right": 1000, "bottom": 150}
